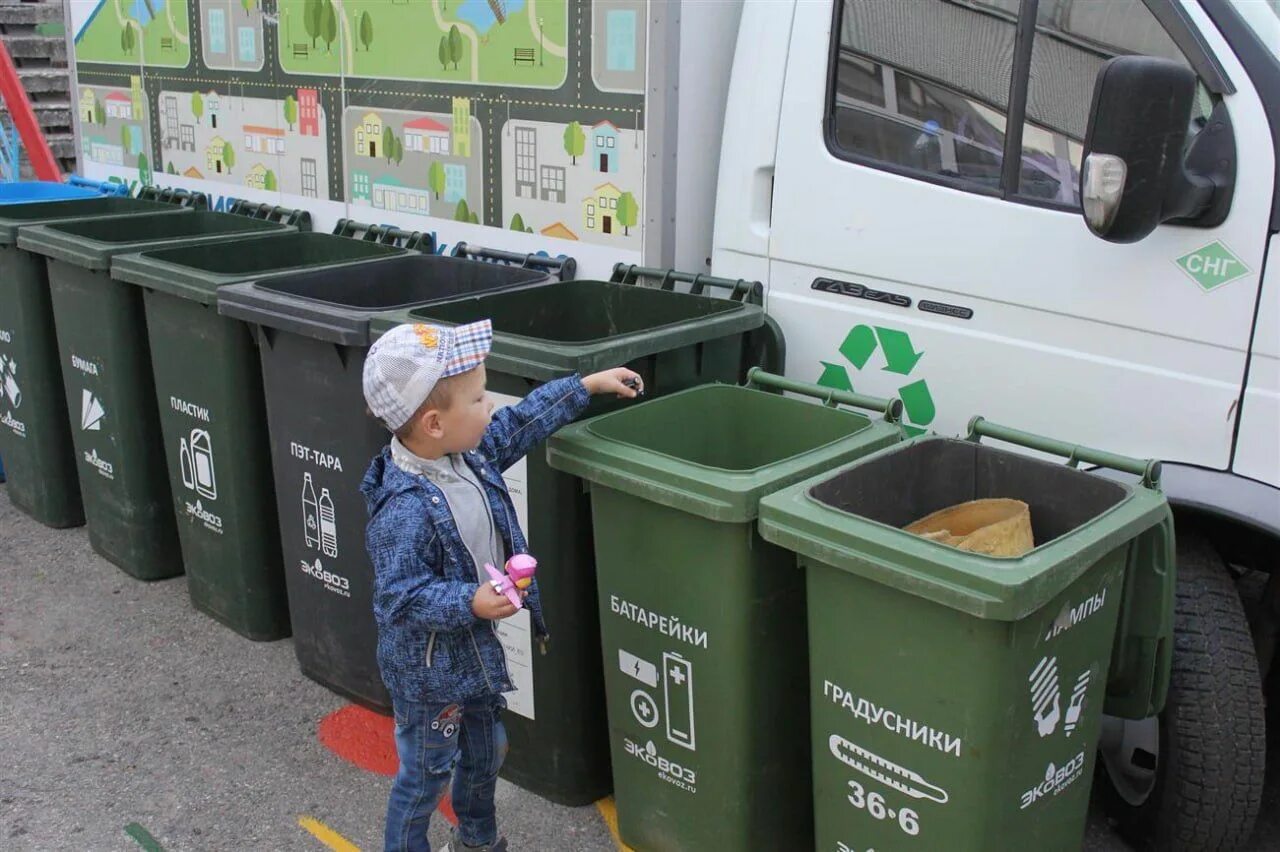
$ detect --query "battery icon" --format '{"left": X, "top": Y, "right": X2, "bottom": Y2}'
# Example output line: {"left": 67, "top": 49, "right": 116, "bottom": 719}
{"left": 663, "top": 651, "right": 695, "bottom": 751}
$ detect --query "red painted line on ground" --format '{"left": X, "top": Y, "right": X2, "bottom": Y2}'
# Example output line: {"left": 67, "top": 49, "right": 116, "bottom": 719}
{"left": 317, "top": 704, "right": 458, "bottom": 826}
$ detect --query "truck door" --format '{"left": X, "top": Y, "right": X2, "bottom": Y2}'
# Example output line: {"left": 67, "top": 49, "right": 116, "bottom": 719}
{"left": 768, "top": 0, "right": 1273, "bottom": 468}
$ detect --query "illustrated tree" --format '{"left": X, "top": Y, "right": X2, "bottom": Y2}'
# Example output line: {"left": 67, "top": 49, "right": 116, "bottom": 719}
{"left": 137, "top": 153, "right": 152, "bottom": 187}
{"left": 448, "top": 25, "right": 463, "bottom": 70}
{"left": 616, "top": 191, "right": 639, "bottom": 236}
{"left": 191, "top": 91, "right": 204, "bottom": 125}
{"left": 438, "top": 36, "right": 450, "bottom": 71}
{"left": 383, "top": 126, "right": 395, "bottom": 163}
{"left": 120, "top": 24, "right": 136, "bottom": 55}
{"left": 304, "top": 0, "right": 322, "bottom": 47}
{"left": 264, "top": 169, "right": 278, "bottom": 191}
{"left": 166, "top": 161, "right": 177, "bottom": 175}
{"left": 359, "top": 11, "right": 373, "bottom": 52}
{"left": 510, "top": 213, "right": 526, "bottom": 231}
{"left": 393, "top": 136, "right": 404, "bottom": 166}
{"left": 563, "top": 121, "right": 585, "bottom": 165}
{"left": 455, "top": 199, "right": 470, "bottom": 222}
{"left": 120, "top": 125, "right": 130, "bottom": 154}
{"left": 94, "top": 97, "right": 106, "bottom": 126}
{"left": 283, "top": 95, "right": 298, "bottom": 131}
{"left": 222, "top": 140, "right": 236, "bottom": 175}
{"left": 322, "top": 0, "right": 338, "bottom": 55}
{"left": 242, "top": 0, "right": 256, "bottom": 12}
{"left": 428, "top": 160, "right": 446, "bottom": 199}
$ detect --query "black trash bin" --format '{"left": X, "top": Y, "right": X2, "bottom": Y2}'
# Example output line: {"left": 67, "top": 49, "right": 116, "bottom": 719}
{"left": 217, "top": 248, "right": 568, "bottom": 710}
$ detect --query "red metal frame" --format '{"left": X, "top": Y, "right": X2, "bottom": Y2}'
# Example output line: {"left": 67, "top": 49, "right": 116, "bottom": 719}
{"left": 0, "top": 38, "right": 60, "bottom": 181}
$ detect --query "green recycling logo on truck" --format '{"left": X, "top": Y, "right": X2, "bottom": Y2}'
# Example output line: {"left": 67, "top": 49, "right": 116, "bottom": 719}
{"left": 817, "top": 325, "right": 935, "bottom": 436}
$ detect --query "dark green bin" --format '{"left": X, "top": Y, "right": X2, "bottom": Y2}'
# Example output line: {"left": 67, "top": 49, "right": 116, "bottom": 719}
{"left": 110, "top": 227, "right": 418, "bottom": 638}
{"left": 758, "top": 421, "right": 1174, "bottom": 851}
{"left": 215, "top": 248, "right": 563, "bottom": 708}
{"left": 545, "top": 373, "right": 904, "bottom": 850}
{"left": 377, "top": 271, "right": 771, "bottom": 805}
{"left": 17, "top": 209, "right": 298, "bottom": 580}
{"left": 0, "top": 193, "right": 199, "bottom": 528}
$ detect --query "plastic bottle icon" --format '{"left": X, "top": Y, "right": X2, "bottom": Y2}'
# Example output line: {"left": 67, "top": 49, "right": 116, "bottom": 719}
{"left": 190, "top": 429, "right": 217, "bottom": 500}
{"left": 180, "top": 436, "right": 195, "bottom": 491}
{"left": 303, "top": 473, "right": 320, "bottom": 550}
{"left": 319, "top": 487, "right": 338, "bottom": 557}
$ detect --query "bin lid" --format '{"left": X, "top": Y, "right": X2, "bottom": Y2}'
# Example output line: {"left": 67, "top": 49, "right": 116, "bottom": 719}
{"left": 15, "top": 212, "right": 295, "bottom": 271}
{"left": 547, "top": 384, "right": 902, "bottom": 523}
{"left": 0, "top": 197, "right": 192, "bottom": 245}
{"left": 380, "top": 280, "right": 767, "bottom": 381}
{"left": 0, "top": 182, "right": 101, "bottom": 204}
{"left": 217, "top": 254, "right": 554, "bottom": 345}
{"left": 758, "top": 435, "right": 1170, "bottom": 620}
{"left": 111, "top": 232, "right": 413, "bottom": 306}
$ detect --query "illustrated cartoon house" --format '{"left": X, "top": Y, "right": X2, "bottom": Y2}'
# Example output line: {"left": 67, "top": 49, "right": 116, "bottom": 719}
{"left": 404, "top": 117, "right": 450, "bottom": 155}
{"left": 541, "top": 222, "right": 579, "bottom": 241}
{"left": 80, "top": 89, "right": 96, "bottom": 123}
{"left": 444, "top": 164, "right": 466, "bottom": 203}
{"left": 350, "top": 169, "right": 371, "bottom": 202}
{"left": 592, "top": 121, "right": 620, "bottom": 173}
{"left": 582, "top": 182, "right": 621, "bottom": 235}
{"left": 206, "top": 91, "right": 221, "bottom": 128}
{"left": 206, "top": 135, "right": 228, "bottom": 174}
{"left": 183, "top": 166, "right": 204, "bottom": 179}
{"left": 245, "top": 163, "right": 268, "bottom": 190}
{"left": 354, "top": 112, "right": 384, "bottom": 158}
{"left": 243, "top": 125, "right": 285, "bottom": 155}
{"left": 87, "top": 136, "right": 124, "bottom": 165}
{"left": 371, "top": 175, "right": 431, "bottom": 215}
{"left": 104, "top": 91, "right": 133, "bottom": 120}
{"left": 452, "top": 98, "right": 471, "bottom": 157}
{"left": 297, "top": 89, "right": 320, "bottom": 137}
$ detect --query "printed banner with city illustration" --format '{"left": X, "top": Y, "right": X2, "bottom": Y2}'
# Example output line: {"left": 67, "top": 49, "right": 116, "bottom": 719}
{"left": 66, "top": 0, "right": 649, "bottom": 273}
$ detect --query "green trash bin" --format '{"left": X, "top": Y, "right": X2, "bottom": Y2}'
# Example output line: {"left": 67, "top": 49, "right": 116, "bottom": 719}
{"left": 108, "top": 221, "right": 426, "bottom": 639}
{"left": 17, "top": 206, "right": 302, "bottom": 580}
{"left": 757, "top": 418, "right": 1174, "bottom": 852}
{"left": 0, "top": 190, "right": 203, "bottom": 528}
{"left": 378, "top": 270, "right": 775, "bottom": 806}
{"left": 544, "top": 370, "right": 904, "bottom": 851}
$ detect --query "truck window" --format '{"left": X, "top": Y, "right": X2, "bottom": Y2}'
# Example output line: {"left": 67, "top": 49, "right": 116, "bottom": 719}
{"left": 827, "top": 0, "right": 1211, "bottom": 204}
{"left": 1019, "top": 0, "right": 1212, "bottom": 206}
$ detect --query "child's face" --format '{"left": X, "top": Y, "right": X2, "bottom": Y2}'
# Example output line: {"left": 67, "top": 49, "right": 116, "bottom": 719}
{"left": 437, "top": 364, "right": 494, "bottom": 453}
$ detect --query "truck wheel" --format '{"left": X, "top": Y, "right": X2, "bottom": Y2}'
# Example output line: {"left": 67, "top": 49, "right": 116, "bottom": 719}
{"left": 1099, "top": 534, "right": 1266, "bottom": 850}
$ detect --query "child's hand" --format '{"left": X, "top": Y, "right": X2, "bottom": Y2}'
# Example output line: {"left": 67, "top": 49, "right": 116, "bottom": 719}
{"left": 472, "top": 582, "right": 522, "bottom": 620}
{"left": 583, "top": 368, "right": 644, "bottom": 399}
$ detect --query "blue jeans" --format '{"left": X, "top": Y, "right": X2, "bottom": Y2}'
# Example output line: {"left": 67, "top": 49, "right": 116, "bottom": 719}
{"left": 384, "top": 694, "right": 508, "bottom": 852}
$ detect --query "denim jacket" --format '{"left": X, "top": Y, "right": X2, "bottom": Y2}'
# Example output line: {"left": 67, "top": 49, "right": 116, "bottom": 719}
{"left": 361, "top": 374, "right": 590, "bottom": 705}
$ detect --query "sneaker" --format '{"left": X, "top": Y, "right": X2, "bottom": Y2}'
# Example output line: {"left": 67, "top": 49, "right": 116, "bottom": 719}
{"left": 444, "top": 830, "right": 508, "bottom": 852}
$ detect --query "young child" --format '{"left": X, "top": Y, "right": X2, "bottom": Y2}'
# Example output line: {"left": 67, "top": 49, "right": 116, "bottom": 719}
{"left": 360, "top": 320, "right": 641, "bottom": 852}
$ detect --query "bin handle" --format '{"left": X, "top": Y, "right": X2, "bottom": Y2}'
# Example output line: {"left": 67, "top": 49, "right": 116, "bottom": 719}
{"left": 66, "top": 176, "right": 130, "bottom": 196}
{"left": 746, "top": 367, "right": 902, "bottom": 422}
{"left": 610, "top": 263, "right": 764, "bottom": 306}
{"left": 331, "top": 218, "right": 436, "bottom": 252}
{"left": 965, "top": 416, "right": 1162, "bottom": 488}
{"left": 137, "top": 185, "right": 209, "bottom": 209}
{"left": 227, "top": 199, "right": 314, "bottom": 230}
{"left": 452, "top": 241, "right": 577, "bottom": 282}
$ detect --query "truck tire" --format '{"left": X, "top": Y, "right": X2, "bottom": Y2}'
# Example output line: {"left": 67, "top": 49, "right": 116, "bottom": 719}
{"left": 1100, "top": 534, "right": 1266, "bottom": 850}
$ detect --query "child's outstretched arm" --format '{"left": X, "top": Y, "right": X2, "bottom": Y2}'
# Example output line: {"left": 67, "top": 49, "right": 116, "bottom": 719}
{"left": 482, "top": 368, "right": 641, "bottom": 472}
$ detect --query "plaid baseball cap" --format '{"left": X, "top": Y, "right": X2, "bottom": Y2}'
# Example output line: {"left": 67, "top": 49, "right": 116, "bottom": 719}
{"left": 363, "top": 320, "right": 493, "bottom": 432}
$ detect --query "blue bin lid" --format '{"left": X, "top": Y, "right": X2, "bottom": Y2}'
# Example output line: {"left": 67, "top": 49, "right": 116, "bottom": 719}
{"left": 0, "top": 181, "right": 101, "bottom": 204}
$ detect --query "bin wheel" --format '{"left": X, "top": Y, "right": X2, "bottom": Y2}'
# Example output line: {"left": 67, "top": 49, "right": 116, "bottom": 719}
{"left": 1099, "top": 533, "right": 1265, "bottom": 850}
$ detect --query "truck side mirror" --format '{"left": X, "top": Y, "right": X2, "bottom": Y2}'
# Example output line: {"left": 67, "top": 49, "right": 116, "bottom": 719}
{"left": 1081, "top": 56, "right": 1218, "bottom": 244}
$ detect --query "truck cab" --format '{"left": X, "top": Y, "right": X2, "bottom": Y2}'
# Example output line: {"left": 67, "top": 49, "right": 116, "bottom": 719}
{"left": 713, "top": 0, "right": 1278, "bottom": 847}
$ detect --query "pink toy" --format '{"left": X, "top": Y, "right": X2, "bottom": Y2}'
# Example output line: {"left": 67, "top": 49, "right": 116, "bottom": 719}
{"left": 485, "top": 554, "right": 538, "bottom": 610}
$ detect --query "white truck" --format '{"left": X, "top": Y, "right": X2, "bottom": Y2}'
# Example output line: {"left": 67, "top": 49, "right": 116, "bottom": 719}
{"left": 67, "top": 0, "right": 1277, "bottom": 846}
{"left": 697, "top": 1, "right": 1277, "bottom": 848}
